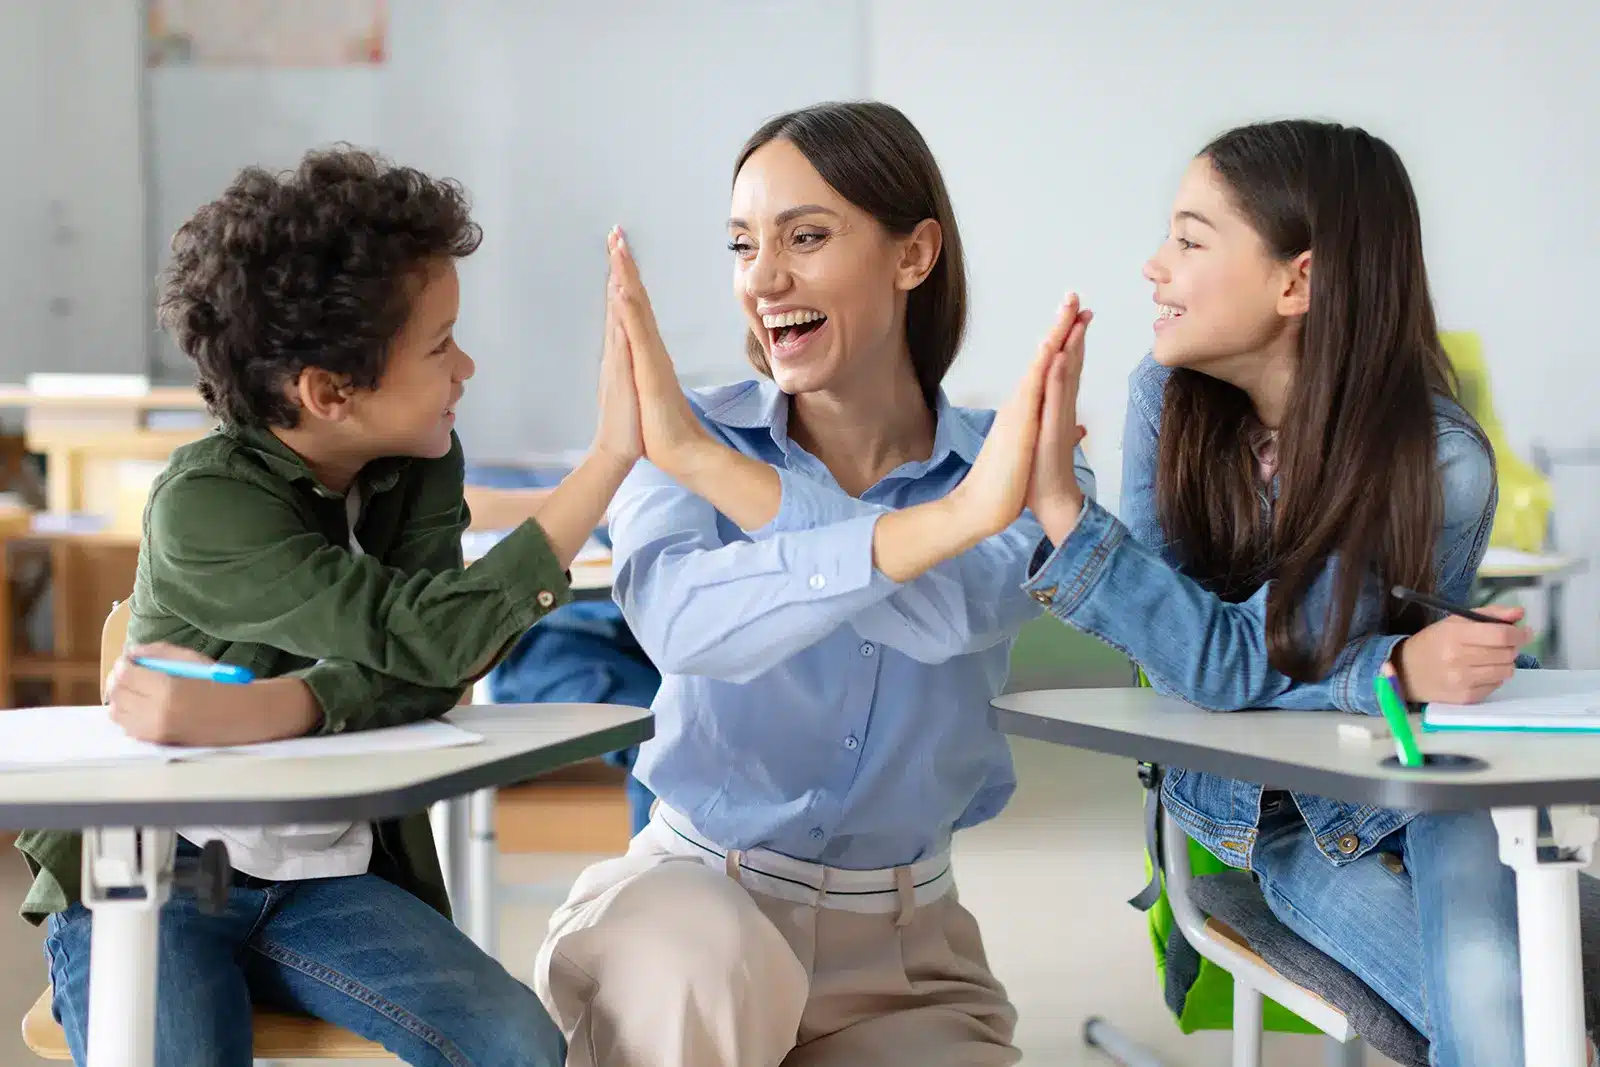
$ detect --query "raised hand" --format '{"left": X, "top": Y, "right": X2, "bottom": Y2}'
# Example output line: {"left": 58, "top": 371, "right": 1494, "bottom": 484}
{"left": 1029, "top": 292, "right": 1092, "bottom": 543}
{"left": 591, "top": 228, "right": 643, "bottom": 470}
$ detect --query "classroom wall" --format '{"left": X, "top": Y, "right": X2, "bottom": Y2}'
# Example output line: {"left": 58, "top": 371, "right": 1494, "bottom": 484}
{"left": 868, "top": 0, "right": 1600, "bottom": 517}
{"left": 146, "top": 0, "right": 869, "bottom": 464}
{"left": 0, "top": 0, "right": 147, "bottom": 384}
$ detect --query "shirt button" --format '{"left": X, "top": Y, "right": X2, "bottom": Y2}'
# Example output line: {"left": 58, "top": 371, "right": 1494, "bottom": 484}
{"left": 859, "top": 642, "right": 875, "bottom": 657}
{"left": 807, "top": 574, "right": 827, "bottom": 591}
{"left": 331, "top": 720, "right": 347, "bottom": 734}
{"left": 843, "top": 735, "right": 859, "bottom": 750}
{"left": 1336, "top": 834, "right": 1361, "bottom": 855}
{"left": 1379, "top": 853, "right": 1406, "bottom": 875}
{"left": 536, "top": 590, "right": 556, "bottom": 608}
{"left": 810, "top": 827, "right": 824, "bottom": 840}
{"left": 1030, "top": 587, "right": 1056, "bottom": 606}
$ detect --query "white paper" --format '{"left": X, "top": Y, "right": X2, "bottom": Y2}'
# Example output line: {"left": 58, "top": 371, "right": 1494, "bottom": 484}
{"left": 1480, "top": 547, "right": 1579, "bottom": 574}
{"left": 0, "top": 706, "right": 480, "bottom": 771}
{"left": 1424, "top": 670, "right": 1600, "bottom": 730}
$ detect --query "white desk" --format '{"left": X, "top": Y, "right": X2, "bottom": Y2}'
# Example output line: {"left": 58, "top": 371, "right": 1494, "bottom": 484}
{"left": 9, "top": 702, "right": 652, "bottom": 1067}
{"left": 993, "top": 686, "right": 1600, "bottom": 1067}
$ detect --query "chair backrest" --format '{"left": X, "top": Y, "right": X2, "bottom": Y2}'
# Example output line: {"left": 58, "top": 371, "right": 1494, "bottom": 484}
{"left": 100, "top": 599, "right": 133, "bottom": 699}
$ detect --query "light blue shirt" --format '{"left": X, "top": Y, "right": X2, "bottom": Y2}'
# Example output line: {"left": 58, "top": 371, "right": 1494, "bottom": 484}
{"left": 609, "top": 378, "right": 1096, "bottom": 870}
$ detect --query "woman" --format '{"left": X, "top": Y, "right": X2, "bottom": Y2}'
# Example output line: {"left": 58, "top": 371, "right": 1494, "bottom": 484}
{"left": 533, "top": 101, "right": 1092, "bottom": 1067}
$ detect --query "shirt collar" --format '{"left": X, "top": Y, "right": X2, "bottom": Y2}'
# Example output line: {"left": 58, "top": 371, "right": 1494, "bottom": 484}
{"left": 224, "top": 423, "right": 408, "bottom": 497}
{"left": 699, "top": 378, "right": 983, "bottom": 471}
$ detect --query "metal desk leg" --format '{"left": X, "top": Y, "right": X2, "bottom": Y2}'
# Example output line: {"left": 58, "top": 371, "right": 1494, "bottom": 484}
{"left": 467, "top": 787, "right": 499, "bottom": 955}
{"left": 81, "top": 827, "right": 175, "bottom": 1067}
{"left": 442, "top": 795, "right": 473, "bottom": 926}
{"left": 1492, "top": 806, "right": 1598, "bottom": 1067}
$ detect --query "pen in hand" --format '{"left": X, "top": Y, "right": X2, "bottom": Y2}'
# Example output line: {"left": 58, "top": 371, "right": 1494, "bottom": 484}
{"left": 1390, "top": 586, "right": 1511, "bottom": 626}
{"left": 132, "top": 658, "right": 255, "bottom": 685}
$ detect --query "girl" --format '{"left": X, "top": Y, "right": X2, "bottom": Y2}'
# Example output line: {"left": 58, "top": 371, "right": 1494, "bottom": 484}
{"left": 533, "top": 101, "right": 1093, "bottom": 1067}
{"left": 1023, "top": 119, "right": 1551, "bottom": 1067}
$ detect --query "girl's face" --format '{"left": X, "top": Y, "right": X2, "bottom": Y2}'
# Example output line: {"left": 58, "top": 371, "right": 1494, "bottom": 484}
{"left": 728, "top": 138, "right": 936, "bottom": 397}
{"left": 1142, "top": 156, "right": 1307, "bottom": 373}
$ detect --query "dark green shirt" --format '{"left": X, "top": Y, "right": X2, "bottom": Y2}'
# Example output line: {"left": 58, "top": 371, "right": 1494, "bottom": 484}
{"left": 16, "top": 423, "right": 572, "bottom": 924}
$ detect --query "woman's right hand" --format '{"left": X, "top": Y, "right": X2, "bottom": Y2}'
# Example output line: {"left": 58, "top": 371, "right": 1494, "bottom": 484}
{"left": 607, "top": 228, "right": 717, "bottom": 481}
{"left": 1393, "top": 605, "right": 1531, "bottom": 704}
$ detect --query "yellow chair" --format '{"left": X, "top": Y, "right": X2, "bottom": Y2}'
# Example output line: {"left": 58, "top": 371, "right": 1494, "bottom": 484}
{"left": 1441, "top": 330, "right": 1553, "bottom": 553}
{"left": 22, "top": 599, "right": 391, "bottom": 1061}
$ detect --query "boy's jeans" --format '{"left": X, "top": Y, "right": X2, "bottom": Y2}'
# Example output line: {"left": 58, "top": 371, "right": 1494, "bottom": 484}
{"left": 44, "top": 862, "right": 564, "bottom": 1067}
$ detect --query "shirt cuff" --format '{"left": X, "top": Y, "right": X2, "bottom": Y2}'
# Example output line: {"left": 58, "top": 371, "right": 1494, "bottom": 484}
{"left": 473, "top": 519, "right": 575, "bottom": 627}
{"left": 1333, "top": 633, "right": 1408, "bottom": 716}
{"left": 1019, "top": 497, "right": 1125, "bottom": 620}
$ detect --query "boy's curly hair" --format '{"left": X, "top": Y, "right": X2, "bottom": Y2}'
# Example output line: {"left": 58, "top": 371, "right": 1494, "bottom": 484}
{"left": 158, "top": 146, "right": 482, "bottom": 429}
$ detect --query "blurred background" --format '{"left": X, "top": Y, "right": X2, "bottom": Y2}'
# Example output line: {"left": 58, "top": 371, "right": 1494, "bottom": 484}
{"left": 0, "top": 2, "right": 1596, "bottom": 1064}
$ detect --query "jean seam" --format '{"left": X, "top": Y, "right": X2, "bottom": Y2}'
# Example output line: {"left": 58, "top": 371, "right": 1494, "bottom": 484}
{"left": 1257, "top": 878, "right": 1427, "bottom": 1032}
{"left": 247, "top": 938, "right": 471, "bottom": 1067}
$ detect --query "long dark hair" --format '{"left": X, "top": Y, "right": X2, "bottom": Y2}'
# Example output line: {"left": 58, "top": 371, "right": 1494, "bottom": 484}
{"left": 734, "top": 101, "right": 966, "bottom": 409}
{"left": 1156, "top": 120, "right": 1489, "bottom": 681}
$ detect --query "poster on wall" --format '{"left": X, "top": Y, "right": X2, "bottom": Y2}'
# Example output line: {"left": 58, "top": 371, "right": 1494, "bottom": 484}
{"left": 146, "top": 0, "right": 388, "bottom": 67}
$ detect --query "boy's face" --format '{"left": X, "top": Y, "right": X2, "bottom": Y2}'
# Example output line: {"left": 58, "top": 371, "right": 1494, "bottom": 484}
{"left": 351, "top": 258, "right": 474, "bottom": 459}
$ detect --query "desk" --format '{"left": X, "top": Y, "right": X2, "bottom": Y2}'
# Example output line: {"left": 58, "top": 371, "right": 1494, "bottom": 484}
{"left": 1477, "top": 548, "right": 1587, "bottom": 667}
{"left": 993, "top": 686, "right": 1600, "bottom": 1066}
{"left": 6, "top": 702, "right": 652, "bottom": 1067}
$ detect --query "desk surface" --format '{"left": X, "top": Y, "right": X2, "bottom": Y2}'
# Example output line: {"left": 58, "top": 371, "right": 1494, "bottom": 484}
{"left": 0, "top": 703, "right": 651, "bottom": 830}
{"left": 1478, "top": 548, "right": 1584, "bottom": 580}
{"left": 994, "top": 687, "right": 1600, "bottom": 810}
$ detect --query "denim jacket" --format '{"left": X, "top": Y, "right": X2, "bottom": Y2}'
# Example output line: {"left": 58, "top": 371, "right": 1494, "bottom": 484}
{"left": 1022, "top": 355, "right": 1499, "bottom": 870}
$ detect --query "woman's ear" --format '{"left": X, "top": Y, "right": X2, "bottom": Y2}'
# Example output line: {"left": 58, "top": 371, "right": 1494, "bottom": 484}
{"left": 894, "top": 219, "right": 943, "bottom": 292}
{"left": 1278, "top": 250, "right": 1312, "bottom": 317}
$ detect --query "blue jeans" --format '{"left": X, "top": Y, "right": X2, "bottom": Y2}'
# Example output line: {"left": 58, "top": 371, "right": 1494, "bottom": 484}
{"left": 43, "top": 870, "right": 564, "bottom": 1067}
{"left": 1252, "top": 795, "right": 1522, "bottom": 1067}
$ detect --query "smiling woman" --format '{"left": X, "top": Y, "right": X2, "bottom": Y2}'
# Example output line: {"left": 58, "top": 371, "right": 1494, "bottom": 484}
{"left": 529, "top": 101, "right": 1098, "bottom": 1067}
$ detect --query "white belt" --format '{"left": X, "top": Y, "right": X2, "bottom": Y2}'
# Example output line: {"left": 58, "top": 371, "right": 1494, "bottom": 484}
{"left": 646, "top": 805, "right": 955, "bottom": 923}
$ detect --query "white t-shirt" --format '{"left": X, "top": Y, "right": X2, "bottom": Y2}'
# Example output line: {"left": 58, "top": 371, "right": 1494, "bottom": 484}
{"left": 176, "top": 488, "right": 374, "bottom": 881}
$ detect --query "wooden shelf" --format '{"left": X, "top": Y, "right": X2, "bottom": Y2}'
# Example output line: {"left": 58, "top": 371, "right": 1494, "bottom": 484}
{"left": 495, "top": 761, "right": 631, "bottom": 854}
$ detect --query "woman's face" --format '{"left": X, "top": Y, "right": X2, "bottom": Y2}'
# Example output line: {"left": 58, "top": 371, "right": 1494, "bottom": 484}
{"left": 728, "top": 138, "right": 932, "bottom": 397}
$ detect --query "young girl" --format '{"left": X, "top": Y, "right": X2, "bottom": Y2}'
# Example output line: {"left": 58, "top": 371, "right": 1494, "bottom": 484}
{"left": 1022, "top": 120, "right": 1552, "bottom": 1067}
{"left": 532, "top": 102, "right": 1093, "bottom": 1067}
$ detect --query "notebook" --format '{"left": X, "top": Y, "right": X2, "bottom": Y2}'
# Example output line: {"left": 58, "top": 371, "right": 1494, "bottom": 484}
{"left": 1422, "top": 670, "right": 1600, "bottom": 733}
{"left": 0, "top": 705, "right": 482, "bottom": 771}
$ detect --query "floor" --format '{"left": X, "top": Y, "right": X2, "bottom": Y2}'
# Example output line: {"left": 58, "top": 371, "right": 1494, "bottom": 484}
{"left": 0, "top": 739, "right": 1402, "bottom": 1066}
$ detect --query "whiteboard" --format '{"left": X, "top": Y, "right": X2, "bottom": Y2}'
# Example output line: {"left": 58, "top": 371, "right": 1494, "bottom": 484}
{"left": 147, "top": 0, "right": 867, "bottom": 461}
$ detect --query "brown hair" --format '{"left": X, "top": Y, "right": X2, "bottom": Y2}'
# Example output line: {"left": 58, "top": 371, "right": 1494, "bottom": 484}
{"left": 1156, "top": 120, "right": 1489, "bottom": 680}
{"left": 734, "top": 101, "right": 966, "bottom": 408}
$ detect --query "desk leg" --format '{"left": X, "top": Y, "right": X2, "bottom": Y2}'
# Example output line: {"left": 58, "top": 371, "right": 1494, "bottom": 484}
{"left": 467, "top": 787, "right": 499, "bottom": 956}
{"left": 81, "top": 827, "right": 174, "bottom": 1067}
{"left": 1492, "top": 806, "right": 1598, "bottom": 1067}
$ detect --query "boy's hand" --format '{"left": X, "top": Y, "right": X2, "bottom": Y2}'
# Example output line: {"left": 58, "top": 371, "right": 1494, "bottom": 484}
{"left": 591, "top": 228, "right": 644, "bottom": 471}
{"left": 608, "top": 229, "right": 718, "bottom": 481}
{"left": 1393, "top": 606, "right": 1532, "bottom": 705}
{"left": 108, "top": 643, "right": 319, "bottom": 746}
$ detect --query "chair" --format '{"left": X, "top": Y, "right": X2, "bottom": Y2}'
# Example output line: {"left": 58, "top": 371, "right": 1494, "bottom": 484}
{"left": 22, "top": 599, "right": 391, "bottom": 1061}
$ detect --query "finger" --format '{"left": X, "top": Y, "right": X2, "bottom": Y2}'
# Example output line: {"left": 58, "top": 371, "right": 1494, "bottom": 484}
{"left": 1038, "top": 292, "right": 1080, "bottom": 359}
{"left": 1035, "top": 350, "right": 1068, "bottom": 451}
{"left": 1452, "top": 620, "right": 1533, "bottom": 649}
{"left": 125, "top": 642, "right": 210, "bottom": 664}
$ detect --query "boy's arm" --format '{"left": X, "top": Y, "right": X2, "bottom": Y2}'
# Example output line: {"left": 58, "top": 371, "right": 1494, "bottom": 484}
{"left": 145, "top": 464, "right": 568, "bottom": 692}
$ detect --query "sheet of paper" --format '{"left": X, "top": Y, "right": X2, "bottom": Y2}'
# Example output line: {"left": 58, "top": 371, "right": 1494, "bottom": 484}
{"left": 0, "top": 706, "right": 480, "bottom": 771}
{"left": 1424, "top": 670, "right": 1600, "bottom": 728}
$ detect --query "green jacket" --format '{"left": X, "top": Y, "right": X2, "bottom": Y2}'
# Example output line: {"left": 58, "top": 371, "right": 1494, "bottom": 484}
{"left": 16, "top": 424, "right": 572, "bottom": 924}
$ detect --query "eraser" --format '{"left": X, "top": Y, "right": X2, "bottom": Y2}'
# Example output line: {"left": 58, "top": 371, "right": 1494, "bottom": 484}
{"left": 1338, "top": 720, "right": 1390, "bottom": 744}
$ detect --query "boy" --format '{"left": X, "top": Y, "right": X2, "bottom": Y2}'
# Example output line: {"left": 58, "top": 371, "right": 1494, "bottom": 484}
{"left": 18, "top": 147, "right": 640, "bottom": 1066}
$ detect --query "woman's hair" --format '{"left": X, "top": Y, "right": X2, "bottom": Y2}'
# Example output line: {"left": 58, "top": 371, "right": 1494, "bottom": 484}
{"left": 1155, "top": 119, "right": 1490, "bottom": 681}
{"left": 159, "top": 146, "right": 481, "bottom": 429}
{"left": 734, "top": 101, "right": 966, "bottom": 408}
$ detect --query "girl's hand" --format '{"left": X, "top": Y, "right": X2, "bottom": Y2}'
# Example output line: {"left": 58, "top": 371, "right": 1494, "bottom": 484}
{"left": 1029, "top": 292, "right": 1092, "bottom": 543}
{"left": 1394, "top": 606, "right": 1532, "bottom": 704}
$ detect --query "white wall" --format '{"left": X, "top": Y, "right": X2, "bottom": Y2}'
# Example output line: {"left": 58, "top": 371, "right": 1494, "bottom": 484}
{"left": 869, "top": 0, "right": 1600, "bottom": 516}
{"left": 148, "top": 0, "right": 868, "bottom": 463}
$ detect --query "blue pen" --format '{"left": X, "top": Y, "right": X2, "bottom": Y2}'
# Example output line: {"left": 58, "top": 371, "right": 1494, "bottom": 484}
{"left": 133, "top": 658, "right": 255, "bottom": 685}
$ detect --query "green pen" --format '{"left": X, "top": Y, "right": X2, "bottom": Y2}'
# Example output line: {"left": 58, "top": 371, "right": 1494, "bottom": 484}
{"left": 1375, "top": 661, "right": 1423, "bottom": 768}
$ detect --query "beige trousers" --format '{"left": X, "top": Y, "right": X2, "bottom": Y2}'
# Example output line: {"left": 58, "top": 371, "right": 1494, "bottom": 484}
{"left": 534, "top": 808, "right": 1018, "bottom": 1067}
